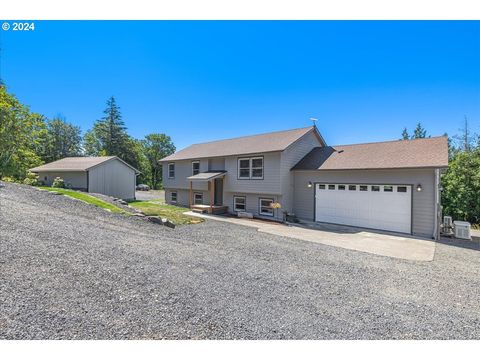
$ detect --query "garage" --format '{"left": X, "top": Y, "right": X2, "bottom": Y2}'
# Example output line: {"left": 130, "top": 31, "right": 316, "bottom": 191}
{"left": 314, "top": 183, "right": 412, "bottom": 234}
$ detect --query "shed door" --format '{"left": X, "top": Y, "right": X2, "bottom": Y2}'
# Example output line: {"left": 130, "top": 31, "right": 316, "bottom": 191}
{"left": 315, "top": 184, "right": 412, "bottom": 234}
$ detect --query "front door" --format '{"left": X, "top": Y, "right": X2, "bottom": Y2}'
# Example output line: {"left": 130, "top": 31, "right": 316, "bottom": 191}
{"left": 214, "top": 178, "right": 223, "bottom": 205}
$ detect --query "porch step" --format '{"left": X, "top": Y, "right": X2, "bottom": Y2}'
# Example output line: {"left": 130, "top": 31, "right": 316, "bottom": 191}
{"left": 191, "top": 208, "right": 208, "bottom": 214}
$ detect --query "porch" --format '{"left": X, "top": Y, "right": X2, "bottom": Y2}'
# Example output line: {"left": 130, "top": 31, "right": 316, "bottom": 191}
{"left": 187, "top": 171, "right": 228, "bottom": 214}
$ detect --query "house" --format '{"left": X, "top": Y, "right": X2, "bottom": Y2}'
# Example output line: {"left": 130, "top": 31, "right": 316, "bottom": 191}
{"left": 30, "top": 156, "right": 139, "bottom": 200}
{"left": 159, "top": 126, "right": 448, "bottom": 239}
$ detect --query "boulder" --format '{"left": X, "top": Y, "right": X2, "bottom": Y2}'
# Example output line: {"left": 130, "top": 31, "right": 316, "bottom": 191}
{"left": 132, "top": 213, "right": 146, "bottom": 217}
{"left": 162, "top": 218, "right": 176, "bottom": 229}
{"left": 147, "top": 216, "right": 163, "bottom": 225}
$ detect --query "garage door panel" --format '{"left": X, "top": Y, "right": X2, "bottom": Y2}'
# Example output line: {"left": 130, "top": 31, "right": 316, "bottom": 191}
{"left": 315, "top": 184, "right": 411, "bottom": 234}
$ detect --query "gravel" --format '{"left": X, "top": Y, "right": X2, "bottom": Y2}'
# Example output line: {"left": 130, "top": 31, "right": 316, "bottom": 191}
{"left": 1, "top": 182, "right": 479, "bottom": 339}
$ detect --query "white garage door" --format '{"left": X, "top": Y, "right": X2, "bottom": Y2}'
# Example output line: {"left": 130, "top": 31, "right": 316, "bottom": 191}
{"left": 315, "top": 183, "right": 412, "bottom": 234}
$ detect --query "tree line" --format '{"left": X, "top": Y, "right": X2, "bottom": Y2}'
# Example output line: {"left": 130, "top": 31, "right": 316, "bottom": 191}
{"left": 0, "top": 86, "right": 174, "bottom": 189}
{"left": 401, "top": 121, "right": 480, "bottom": 225}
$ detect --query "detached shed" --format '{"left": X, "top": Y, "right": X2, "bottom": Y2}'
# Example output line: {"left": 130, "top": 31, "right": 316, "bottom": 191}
{"left": 30, "top": 156, "right": 139, "bottom": 200}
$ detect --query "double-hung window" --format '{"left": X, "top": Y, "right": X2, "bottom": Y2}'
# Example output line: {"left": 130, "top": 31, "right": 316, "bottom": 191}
{"left": 233, "top": 196, "right": 246, "bottom": 212}
{"left": 259, "top": 198, "right": 274, "bottom": 217}
{"left": 237, "top": 156, "right": 263, "bottom": 179}
{"left": 194, "top": 193, "right": 203, "bottom": 205}
{"left": 168, "top": 163, "right": 175, "bottom": 179}
{"left": 192, "top": 161, "right": 200, "bottom": 176}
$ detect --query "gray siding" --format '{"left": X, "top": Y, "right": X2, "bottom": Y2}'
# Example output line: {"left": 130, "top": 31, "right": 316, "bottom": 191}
{"left": 88, "top": 158, "right": 136, "bottom": 200}
{"left": 208, "top": 158, "right": 226, "bottom": 171}
{"left": 37, "top": 171, "right": 87, "bottom": 189}
{"left": 223, "top": 152, "right": 282, "bottom": 195}
{"left": 280, "top": 130, "right": 323, "bottom": 213}
{"left": 165, "top": 188, "right": 210, "bottom": 206}
{"left": 162, "top": 159, "right": 209, "bottom": 191}
{"left": 292, "top": 169, "right": 436, "bottom": 237}
{"left": 224, "top": 191, "right": 283, "bottom": 221}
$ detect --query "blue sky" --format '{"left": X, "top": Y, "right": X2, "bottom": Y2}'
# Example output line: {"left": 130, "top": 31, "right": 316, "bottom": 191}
{"left": 1, "top": 21, "right": 479, "bottom": 149}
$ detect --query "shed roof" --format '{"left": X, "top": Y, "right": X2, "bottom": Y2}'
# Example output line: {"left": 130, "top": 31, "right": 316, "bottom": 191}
{"left": 160, "top": 126, "right": 324, "bottom": 161}
{"left": 30, "top": 156, "right": 139, "bottom": 173}
{"left": 292, "top": 136, "right": 449, "bottom": 171}
{"left": 187, "top": 171, "right": 227, "bottom": 181}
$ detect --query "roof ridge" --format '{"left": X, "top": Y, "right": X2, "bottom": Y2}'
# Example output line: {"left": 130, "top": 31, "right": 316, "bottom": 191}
{"left": 332, "top": 135, "right": 447, "bottom": 148}
{"left": 188, "top": 126, "right": 314, "bottom": 146}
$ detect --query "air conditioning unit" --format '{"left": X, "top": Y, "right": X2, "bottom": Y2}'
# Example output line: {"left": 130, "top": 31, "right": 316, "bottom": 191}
{"left": 443, "top": 216, "right": 453, "bottom": 229}
{"left": 454, "top": 221, "right": 471, "bottom": 240}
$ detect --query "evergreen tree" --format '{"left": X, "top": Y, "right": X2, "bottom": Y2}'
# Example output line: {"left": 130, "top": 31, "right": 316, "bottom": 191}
{"left": 412, "top": 122, "right": 427, "bottom": 139}
{"left": 84, "top": 96, "right": 129, "bottom": 156}
{"left": 401, "top": 127, "right": 409, "bottom": 140}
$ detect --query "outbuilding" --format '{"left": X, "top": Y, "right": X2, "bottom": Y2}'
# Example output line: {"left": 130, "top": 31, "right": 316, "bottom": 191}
{"left": 30, "top": 156, "right": 139, "bottom": 200}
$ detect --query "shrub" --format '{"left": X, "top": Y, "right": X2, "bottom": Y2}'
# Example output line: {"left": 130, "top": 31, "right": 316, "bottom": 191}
{"left": 52, "top": 177, "right": 65, "bottom": 188}
{"left": 23, "top": 172, "right": 39, "bottom": 186}
{"left": 1, "top": 176, "right": 17, "bottom": 183}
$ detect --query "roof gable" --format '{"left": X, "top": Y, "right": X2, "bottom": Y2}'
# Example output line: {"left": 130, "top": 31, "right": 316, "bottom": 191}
{"left": 30, "top": 156, "right": 139, "bottom": 173}
{"left": 160, "top": 126, "right": 322, "bottom": 162}
{"left": 292, "top": 136, "right": 449, "bottom": 171}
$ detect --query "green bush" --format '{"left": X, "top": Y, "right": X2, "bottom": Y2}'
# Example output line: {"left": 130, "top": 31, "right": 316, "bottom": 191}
{"left": 52, "top": 177, "right": 65, "bottom": 188}
{"left": 23, "top": 172, "right": 39, "bottom": 186}
{"left": 1, "top": 176, "right": 17, "bottom": 183}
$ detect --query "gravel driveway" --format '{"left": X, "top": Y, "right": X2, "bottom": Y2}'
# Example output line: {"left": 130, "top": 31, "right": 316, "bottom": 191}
{"left": 1, "top": 183, "right": 479, "bottom": 339}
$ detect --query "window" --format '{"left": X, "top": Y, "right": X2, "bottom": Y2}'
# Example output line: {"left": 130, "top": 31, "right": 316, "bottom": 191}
{"left": 194, "top": 193, "right": 203, "bottom": 205}
{"left": 171, "top": 192, "right": 177, "bottom": 203}
{"left": 397, "top": 186, "right": 407, "bottom": 193}
{"left": 328, "top": 184, "right": 336, "bottom": 190}
{"left": 338, "top": 185, "right": 346, "bottom": 190}
{"left": 360, "top": 185, "right": 368, "bottom": 191}
{"left": 348, "top": 185, "right": 357, "bottom": 191}
{"left": 238, "top": 158, "right": 251, "bottom": 179}
{"left": 233, "top": 196, "right": 246, "bottom": 212}
{"left": 318, "top": 184, "right": 325, "bottom": 190}
{"left": 168, "top": 163, "right": 175, "bottom": 179}
{"left": 371, "top": 185, "right": 380, "bottom": 192}
{"left": 251, "top": 157, "right": 263, "bottom": 179}
{"left": 384, "top": 185, "right": 393, "bottom": 192}
{"left": 237, "top": 157, "right": 264, "bottom": 179}
{"left": 259, "top": 198, "right": 274, "bottom": 217}
{"left": 192, "top": 161, "right": 200, "bottom": 176}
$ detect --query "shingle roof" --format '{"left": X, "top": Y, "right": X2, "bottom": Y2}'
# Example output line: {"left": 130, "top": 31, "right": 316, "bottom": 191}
{"left": 30, "top": 156, "right": 139, "bottom": 173}
{"left": 187, "top": 171, "right": 227, "bottom": 181}
{"left": 291, "top": 136, "right": 449, "bottom": 171}
{"left": 160, "top": 126, "right": 323, "bottom": 161}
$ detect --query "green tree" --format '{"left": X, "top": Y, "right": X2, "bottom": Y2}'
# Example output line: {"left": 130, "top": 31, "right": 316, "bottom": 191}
{"left": 412, "top": 122, "right": 427, "bottom": 139}
{"left": 401, "top": 128, "right": 409, "bottom": 140}
{"left": 0, "top": 86, "right": 45, "bottom": 179}
{"left": 441, "top": 146, "right": 480, "bottom": 225}
{"left": 84, "top": 96, "right": 129, "bottom": 156}
{"left": 40, "top": 116, "right": 82, "bottom": 163}
{"left": 142, "top": 133, "right": 176, "bottom": 189}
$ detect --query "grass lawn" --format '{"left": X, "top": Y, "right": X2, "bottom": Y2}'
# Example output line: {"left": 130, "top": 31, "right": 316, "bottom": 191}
{"left": 38, "top": 187, "right": 128, "bottom": 214}
{"left": 129, "top": 200, "right": 203, "bottom": 225}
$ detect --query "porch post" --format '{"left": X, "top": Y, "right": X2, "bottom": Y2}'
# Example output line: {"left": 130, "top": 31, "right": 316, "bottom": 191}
{"left": 210, "top": 179, "right": 214, "bottom": 213}
{"left": 189, "top": 181, "right": 192, "bottom": 208}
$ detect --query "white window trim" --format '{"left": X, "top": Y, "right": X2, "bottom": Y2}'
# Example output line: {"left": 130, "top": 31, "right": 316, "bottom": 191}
{"left": 250, "top": 156, "right": 264, "bottom": 179}
{"left": 168, "top": 163, "right": 175, "bottom": 179}
{"left": 194, "top": 192, "right": 203, "bottom": 205}
{"left": 233, "top": 196, "right": 246, "bottom": 212}
{"left": 171, "top": 191, "right": 177, "bottom": 204}
{"left": 259, "top": 198, "right": 274, "bottom": 217}
{"left": 237, "top": 156, "right": 264, "bottom": 180}
{"left": 238, "top": 157, "right": 251, "bottom": 179}
{"left": 192, "top": 161, "right": 200, "bottom": 176}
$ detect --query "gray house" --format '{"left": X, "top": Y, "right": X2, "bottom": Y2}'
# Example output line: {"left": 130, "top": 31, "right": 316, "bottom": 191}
{"left": 160, "top": 126, "right": 448, "bottom": 239}
{"left": 30, "top": 156, "right": 139, "bottom": 200}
